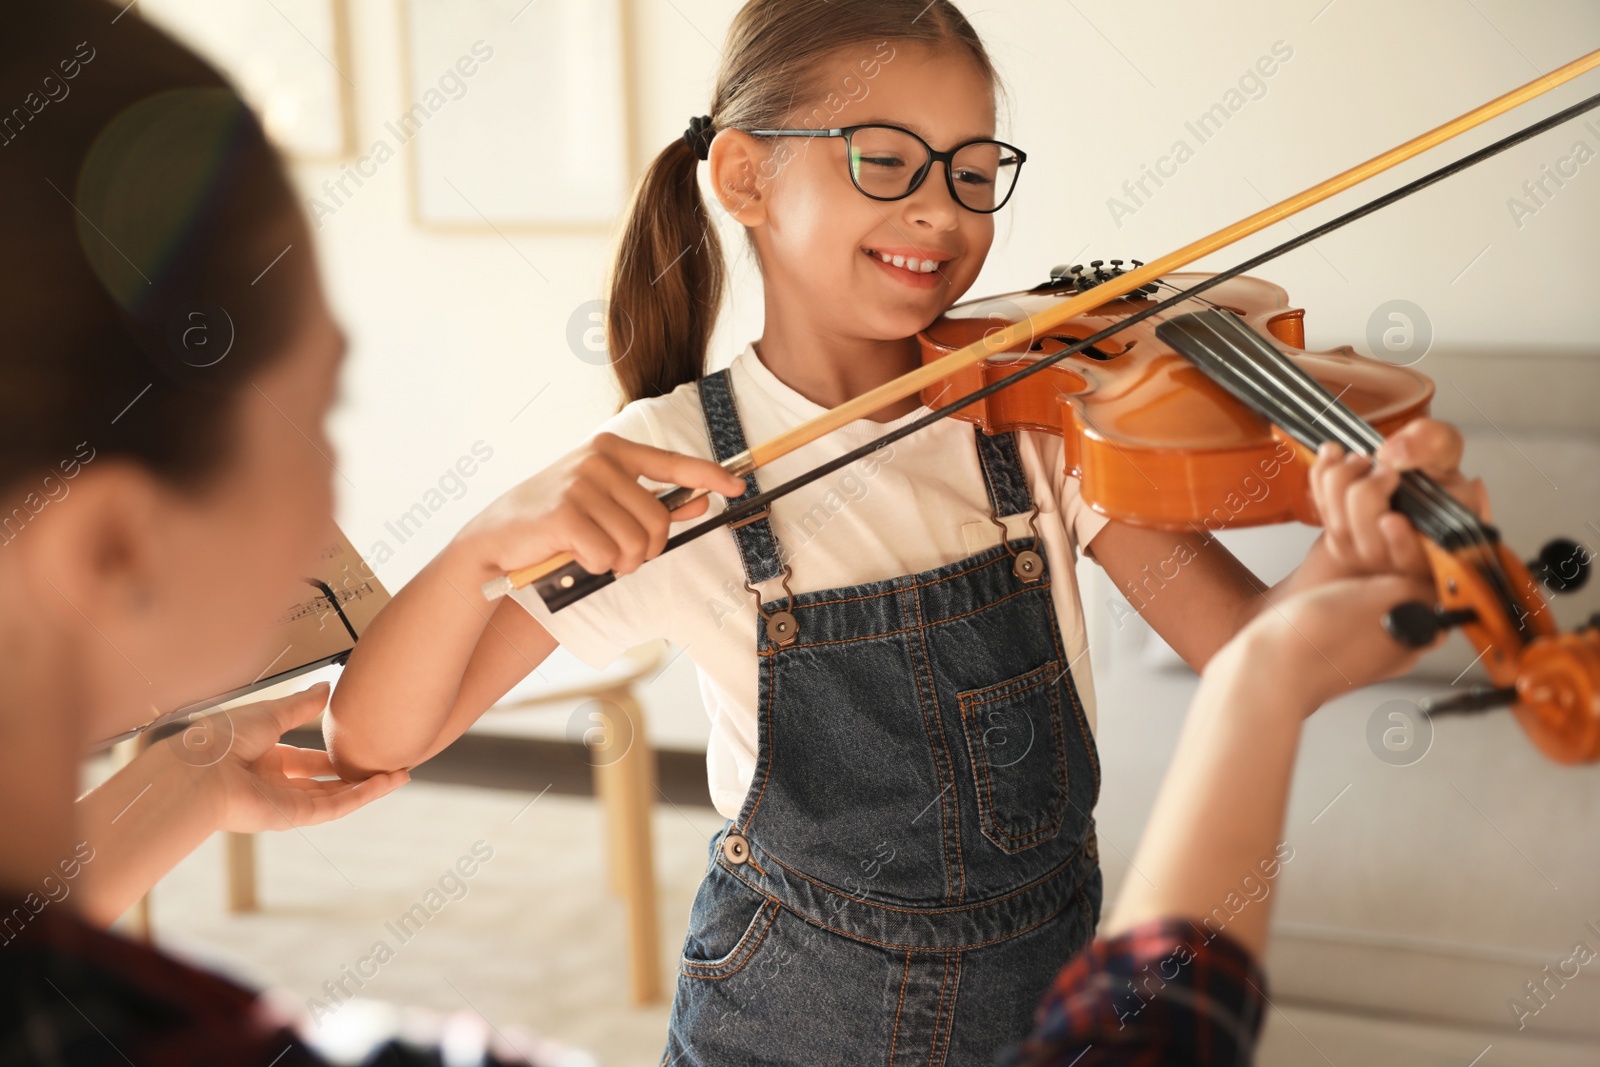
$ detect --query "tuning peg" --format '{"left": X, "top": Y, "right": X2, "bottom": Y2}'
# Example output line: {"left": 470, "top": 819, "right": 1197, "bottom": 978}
{"left": 1420, "top": 685, "right": 1518, "bottom": 716}
{"left": 1383, "top": 601, "right": 1479, "bottom": 648}
{"left": 1527, "top": 537, "right": 1591, "bottom": 594}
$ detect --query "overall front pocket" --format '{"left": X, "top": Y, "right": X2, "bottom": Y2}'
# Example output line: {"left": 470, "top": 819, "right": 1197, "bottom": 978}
{"left": 679, "top": 857, "right": 781, "bottom": 980}
{"left": 957, "top": 659, "right": 1070, "bottom": 854}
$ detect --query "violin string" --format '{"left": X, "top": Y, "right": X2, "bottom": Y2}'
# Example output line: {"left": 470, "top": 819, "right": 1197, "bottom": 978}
{"left": 1175, "top": 307, "right": 1489, "bottom": 551}
{"left": 1150, "top": 279, "right": 1490, "bottom": 553}
{"left": 544, "top": 89, "right": 1600, "bottom": 609}
{"left": 1168, "top": 309, "right": 1530, "bottom": 639}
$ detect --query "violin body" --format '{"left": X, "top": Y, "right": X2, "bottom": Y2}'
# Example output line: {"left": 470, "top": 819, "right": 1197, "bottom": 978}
{"left": 918, "top": 271, "right": 1435, "bottom": 533}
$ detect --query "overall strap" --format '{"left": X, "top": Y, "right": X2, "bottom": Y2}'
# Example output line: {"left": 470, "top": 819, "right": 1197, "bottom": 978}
{"left": 973, "top": 427, "right": 1036, "bottom": 519}
{"left": 699, "top": 369, "right": 785, "bottom": 586}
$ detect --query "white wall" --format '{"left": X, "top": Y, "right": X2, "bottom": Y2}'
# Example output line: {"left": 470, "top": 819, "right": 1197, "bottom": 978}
{"left": 253, "top": 0, "right": 1600, "bottom": 747}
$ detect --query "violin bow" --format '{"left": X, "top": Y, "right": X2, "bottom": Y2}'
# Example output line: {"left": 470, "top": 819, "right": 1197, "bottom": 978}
{"left": 488, "top": 47, "right": 1600, "bottom": 608}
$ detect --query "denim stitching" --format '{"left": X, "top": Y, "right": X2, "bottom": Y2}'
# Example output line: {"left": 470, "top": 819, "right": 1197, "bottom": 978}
{"left": 904, "top": 577, "right": 964, "bottom": 906}
{"left": 678, "top": 898, "right": 781, "bottom": 980}
{"left": 888, "top": 950, "right": 912, "bottom": 1066}
{"left": 756, "top": 581, "right": 1053, "bottom": 656}
{"left": 957, "top": 660, "right": 1069, "bottom": 852}
{"left": 749, "top": 835, "right": 1088, "bottom": 918}
{"left": 767, "top": 550, "right": 1045, "bottom": 614}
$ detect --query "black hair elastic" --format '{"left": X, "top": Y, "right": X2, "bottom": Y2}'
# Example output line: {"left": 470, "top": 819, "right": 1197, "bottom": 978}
{"left": 683, "top": 114, "right": 715, "bottom": 161}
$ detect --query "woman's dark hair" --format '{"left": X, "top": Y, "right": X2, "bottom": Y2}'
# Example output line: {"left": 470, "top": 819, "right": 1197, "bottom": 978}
{"left": 0, "top": 0, "right": 308, "bottom": 501}
{"left": 606, "top": 0, "right": 997, "bottom": 407}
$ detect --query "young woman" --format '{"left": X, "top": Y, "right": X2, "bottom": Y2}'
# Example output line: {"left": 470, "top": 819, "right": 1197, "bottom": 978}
{"left": 0, "top": 3, "right": 550, "bottom": 1062}
{"left": 325, "top": 1, "right": 1477, "bottom": 1060}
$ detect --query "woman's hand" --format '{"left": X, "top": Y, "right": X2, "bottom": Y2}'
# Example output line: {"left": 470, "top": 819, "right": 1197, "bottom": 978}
{"left": 186, "top": 682, "right": 409, "bottom": 831}
{"left": 1223, "top": 571, "right": 1440, "bottom": 709}
{"left": 75, "top": 683, "right": 406, "bottom": 926}
{"left": 1108, "top": 570, "right": 1440, "bottom": 958}
{"left": 458, "top": 432, "right": 747, "bottom": 578}
{"left": 1306, "top": 418, "right": 1489, "bottom": 579}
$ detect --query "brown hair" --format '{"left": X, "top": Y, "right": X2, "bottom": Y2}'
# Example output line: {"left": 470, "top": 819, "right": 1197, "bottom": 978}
{"left": 607, "top": 0, "right": 997, "bottom": 406}
{"left": 0, "top": 0, "right": 308, "bottom": 504}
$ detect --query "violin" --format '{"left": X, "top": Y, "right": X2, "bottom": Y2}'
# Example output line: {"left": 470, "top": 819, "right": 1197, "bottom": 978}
{"left": 918, "top": 260, "right": 1600, "bottom": 764}
{"left": 919, "top": 264, "right": 1434, "bottom": 531}
{"left": 487, "top": 49, "right": 1600, "bottom": 763}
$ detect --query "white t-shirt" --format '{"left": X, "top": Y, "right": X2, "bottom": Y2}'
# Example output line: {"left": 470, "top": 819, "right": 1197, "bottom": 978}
{"left": 513, "top": 345, "right": 1110, "bottom": 820}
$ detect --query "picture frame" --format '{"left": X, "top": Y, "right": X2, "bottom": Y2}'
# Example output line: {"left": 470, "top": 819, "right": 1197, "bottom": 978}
{"left": 134, "top": 0, "right": 357, "bottom": 162}
{"left": 397, "top": 0, "right": 639, "bottom": 233}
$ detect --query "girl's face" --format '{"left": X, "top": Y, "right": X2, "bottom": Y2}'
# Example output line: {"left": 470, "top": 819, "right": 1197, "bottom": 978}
{"left": 734, "top": 42, "right": 1000, "bottom": 342}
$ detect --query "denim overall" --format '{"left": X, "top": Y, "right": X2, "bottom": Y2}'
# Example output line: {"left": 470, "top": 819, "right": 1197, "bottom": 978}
{"left": 665, "top": 371, "right": 1102, "bottom": 1066}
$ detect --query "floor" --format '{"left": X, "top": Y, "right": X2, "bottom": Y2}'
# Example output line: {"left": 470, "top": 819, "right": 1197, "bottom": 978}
{"left": 134, "top": 779, "right": 724, "bottom": 1066}
{"left": 131, "top": 778, "right": 1600, "bottom": 1066}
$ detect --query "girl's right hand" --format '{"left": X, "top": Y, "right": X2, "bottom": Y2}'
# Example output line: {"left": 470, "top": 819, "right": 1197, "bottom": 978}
{"left": 460, "top": 433, "right": 747, "bottom": 577}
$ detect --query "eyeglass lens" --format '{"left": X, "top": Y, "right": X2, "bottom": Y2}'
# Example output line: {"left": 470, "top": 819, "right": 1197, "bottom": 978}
{"left": 846, "top": 126, "right": 1020, "bottom": 211}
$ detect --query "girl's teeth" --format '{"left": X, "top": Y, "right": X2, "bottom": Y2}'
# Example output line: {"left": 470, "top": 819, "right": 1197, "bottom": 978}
{"left": 869, "top": 250, "right": 942, "bottom": 274}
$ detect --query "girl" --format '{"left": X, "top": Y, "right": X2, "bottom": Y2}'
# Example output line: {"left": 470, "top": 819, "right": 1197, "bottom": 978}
{"left": 326, "top": 1, "right": 1474, "bottom": 1061}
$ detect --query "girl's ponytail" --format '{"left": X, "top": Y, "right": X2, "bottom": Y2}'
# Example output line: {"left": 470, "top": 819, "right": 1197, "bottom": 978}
{"left": 607, "top": 136, "right": 725, "bottom": 406}
{"left": 605, "top": 0, "right": 995, "bottom": 409}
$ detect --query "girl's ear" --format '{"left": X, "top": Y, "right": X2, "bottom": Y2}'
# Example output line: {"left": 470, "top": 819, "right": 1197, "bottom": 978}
{"left": 707, "top": 129, "right": 770, "bottom": 227}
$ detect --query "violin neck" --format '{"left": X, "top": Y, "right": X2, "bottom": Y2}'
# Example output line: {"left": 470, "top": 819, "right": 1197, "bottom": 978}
{"left": 1154, "top": 308, "right": 1493, "bottom": 552}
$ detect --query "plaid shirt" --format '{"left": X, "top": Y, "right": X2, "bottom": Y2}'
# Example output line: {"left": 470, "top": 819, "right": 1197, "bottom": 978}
{"left": 0, "top": 901, "right": 555, "bottom": 1066}
{"left": 1005, "top": 919, "right": 1268, "bottom": 1067}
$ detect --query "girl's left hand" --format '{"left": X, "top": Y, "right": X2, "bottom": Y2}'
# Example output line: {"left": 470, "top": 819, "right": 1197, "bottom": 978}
{"left": 1307, "top": 417, "right": 1489, "bottom": 579}
{"left": 175, "top": 682, "right": 410, "bottom": 832}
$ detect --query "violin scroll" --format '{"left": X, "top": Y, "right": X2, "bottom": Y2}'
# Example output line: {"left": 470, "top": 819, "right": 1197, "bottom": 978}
{"left": 1404, "top": 540, "right": 1600, "bottom": 764}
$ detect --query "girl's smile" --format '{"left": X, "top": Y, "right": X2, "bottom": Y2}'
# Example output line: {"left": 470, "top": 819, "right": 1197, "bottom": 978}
{"left": 862, "top": 244, "right": 954, "bottom": 289}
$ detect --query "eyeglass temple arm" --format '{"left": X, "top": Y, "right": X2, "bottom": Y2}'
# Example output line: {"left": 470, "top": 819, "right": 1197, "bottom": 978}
{"left": 746, "top": 128, "right": 845, "bottom": 137}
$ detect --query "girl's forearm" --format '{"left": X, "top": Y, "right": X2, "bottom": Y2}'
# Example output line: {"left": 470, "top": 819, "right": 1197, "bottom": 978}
{"left": 1103, "top": 628, "right": 1314, "bottom": 957}
{"left": 325, "top": 535, "right": 558, "bottom": 777}
{"left": 326, "top": 538, "right": 507, "bottom": 775}
{"left": 74, "top": 744, "right": 215, "bottom": 926}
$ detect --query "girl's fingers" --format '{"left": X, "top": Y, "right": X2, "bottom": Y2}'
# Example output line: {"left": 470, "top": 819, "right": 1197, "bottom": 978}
{"left": 1379, "top": 512, "right": 1429, "bottom": 576}
{"left": 555, "top": 504, "right": 626, "bottom": 576}
{"left": 668, "top": 495, "right": 713, "bottom": 522}
{"left": 568, "top": 479, "right": 654, "bottom": 575}
{"left": 1304, "top": 442, "right": 1342, "bottom": 526}
{"left": 1376, "top": 418, "right": 1464, "bottom": 475}
{"left": 1344, "top": 462, "right": 1402, "bottom": 569}
{"left": 1317, "top": 450, "right": 1367, "bottom": 560}
{"left": 595, "top": 433, "right": 746, "bottom": 498}
{"left": 589, "top": 458, "right": 677, "bottom": 561}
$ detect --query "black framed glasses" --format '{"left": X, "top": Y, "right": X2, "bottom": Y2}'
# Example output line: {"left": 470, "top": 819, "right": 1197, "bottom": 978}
{"left": 746, "top": 124, "right": 1026, "bottom": 214}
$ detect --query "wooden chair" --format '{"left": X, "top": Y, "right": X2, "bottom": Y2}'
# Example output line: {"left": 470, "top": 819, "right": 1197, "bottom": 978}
{"left": 213, "top": 642, "right": 668, "bottom": 1005}
{"left": 468, "top": 642, "right": 666, "bottom": 1005}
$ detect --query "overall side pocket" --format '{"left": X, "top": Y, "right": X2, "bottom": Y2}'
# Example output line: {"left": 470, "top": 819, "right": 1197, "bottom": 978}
{"left": 679, "top": 861, "right": 781, "bottom": 980}
{"left": 958, "top": 659, "right": 1070, "bottom": 854}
